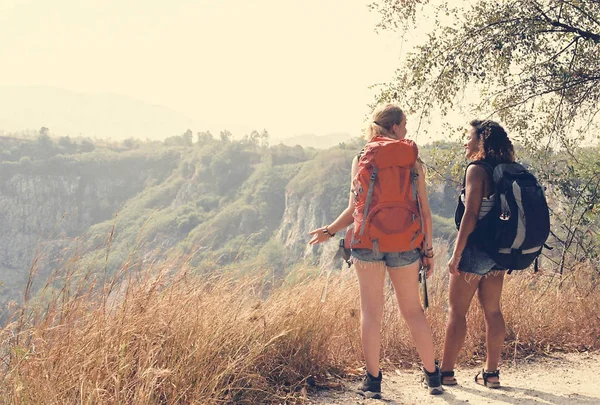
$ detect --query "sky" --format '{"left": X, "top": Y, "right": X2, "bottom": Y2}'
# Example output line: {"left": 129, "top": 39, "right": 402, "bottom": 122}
{"left": 0, "top": 0, "right": 439, "bottom": 141}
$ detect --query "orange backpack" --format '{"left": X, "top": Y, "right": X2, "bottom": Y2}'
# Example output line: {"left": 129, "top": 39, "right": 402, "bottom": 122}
{"left": 348, "top": 136, "right": 425, "bottom": 254}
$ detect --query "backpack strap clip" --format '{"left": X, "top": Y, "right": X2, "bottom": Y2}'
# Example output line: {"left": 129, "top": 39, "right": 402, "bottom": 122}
{"left": 499, "top": 193, "right": 511, "bottom": 220}
{"left": 334, "top": 237, "right": 352, "bottom": 268}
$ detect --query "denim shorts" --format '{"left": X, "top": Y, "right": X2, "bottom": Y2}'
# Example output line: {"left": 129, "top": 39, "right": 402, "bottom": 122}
{"left": 351, "top": 248, "right": 421, "bottom": 268}
{"left": 457, "top": 243, "right": 506, "bottom": 276}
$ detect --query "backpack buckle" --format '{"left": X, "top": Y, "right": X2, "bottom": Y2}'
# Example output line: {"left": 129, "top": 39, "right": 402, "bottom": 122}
{"left": 335, "top": 238, "right": 352, "bottom": 268}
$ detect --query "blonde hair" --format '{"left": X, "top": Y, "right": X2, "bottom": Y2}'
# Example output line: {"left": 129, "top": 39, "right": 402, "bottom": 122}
{"left": 366, "top": 103, "right": 404, "bottom": 140}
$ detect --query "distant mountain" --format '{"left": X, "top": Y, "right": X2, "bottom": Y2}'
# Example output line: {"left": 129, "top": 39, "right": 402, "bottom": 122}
{"left": 277, "top": 132, "right": 355, "bottom": 149}
{"left": 0, "top": 86, "right": 203, "bottom": 140}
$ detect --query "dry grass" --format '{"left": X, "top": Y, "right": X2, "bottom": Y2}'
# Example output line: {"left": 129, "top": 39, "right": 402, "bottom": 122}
{"left": 1, "top": 253, "right": 599, "bottom": 404}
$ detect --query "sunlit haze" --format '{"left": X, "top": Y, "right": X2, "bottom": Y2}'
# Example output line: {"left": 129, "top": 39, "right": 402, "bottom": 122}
{"left": 0, "top": 0, "right": 434, "bottom": 142}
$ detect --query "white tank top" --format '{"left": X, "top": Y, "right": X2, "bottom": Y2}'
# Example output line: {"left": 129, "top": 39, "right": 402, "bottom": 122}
{"left": 460, "top": 193, "right": 496, "bottom": 219}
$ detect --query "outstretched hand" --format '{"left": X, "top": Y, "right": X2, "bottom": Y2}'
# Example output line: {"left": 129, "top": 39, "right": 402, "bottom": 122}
{"left": 308, "top": 226, "right": 331, "bottom": 245}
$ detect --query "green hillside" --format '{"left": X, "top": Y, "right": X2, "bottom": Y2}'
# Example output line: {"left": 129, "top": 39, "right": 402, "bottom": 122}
{"left": 1, "top": 130, "right": 597, "bottom": 323}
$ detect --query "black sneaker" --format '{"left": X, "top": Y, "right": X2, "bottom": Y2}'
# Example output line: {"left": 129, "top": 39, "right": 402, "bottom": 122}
{"left": 422, "top": 363, "right": 443, "bottom": 395}
{"left": 357, "top": 370, "right": 382, "bottom": 399}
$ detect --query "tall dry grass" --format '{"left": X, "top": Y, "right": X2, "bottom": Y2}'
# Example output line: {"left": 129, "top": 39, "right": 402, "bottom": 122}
{"left": 1, "top": 252, "right": 599, "bottom": 404}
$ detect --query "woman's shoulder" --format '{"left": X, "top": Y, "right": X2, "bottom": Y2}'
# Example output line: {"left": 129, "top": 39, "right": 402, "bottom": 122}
{"left": 465, "top": 162, "right": 491, "bottom": 181}
{"left": 467, "top": 159, "right": 495, "bottom": 172}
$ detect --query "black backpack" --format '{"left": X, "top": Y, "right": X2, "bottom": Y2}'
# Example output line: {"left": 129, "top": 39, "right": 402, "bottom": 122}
{"left": 455, "top": 160, "right": 551, "bottom": 273}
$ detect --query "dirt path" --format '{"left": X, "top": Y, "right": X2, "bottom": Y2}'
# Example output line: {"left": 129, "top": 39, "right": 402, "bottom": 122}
{"left": 307, "top": 352, "right": 600, "bottom": 404}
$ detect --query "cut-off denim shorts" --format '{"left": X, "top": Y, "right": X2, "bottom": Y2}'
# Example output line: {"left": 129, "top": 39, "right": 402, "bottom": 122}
{"left": 456, "top": 242, "right": 506, "bottom": 276}
{"left": 351, "top": 248, "right": 421, "bottom": 268}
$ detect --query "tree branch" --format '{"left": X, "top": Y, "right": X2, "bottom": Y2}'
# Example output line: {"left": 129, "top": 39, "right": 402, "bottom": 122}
{"left": 564, "top": 0, "right": 600, "bottom": 28}
{"left": 490, "top": 75, "right": 600, "bottom": 116}
{"left": 534, "top": 2, "right": 600, "bottom": 42}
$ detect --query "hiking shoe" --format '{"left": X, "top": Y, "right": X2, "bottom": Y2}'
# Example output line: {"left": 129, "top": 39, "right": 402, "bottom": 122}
{"left": 422, "top": 363, "right": 443, "bottom": 395}
{"left": 357, "top": 370, "right": 382, "bottom": 399}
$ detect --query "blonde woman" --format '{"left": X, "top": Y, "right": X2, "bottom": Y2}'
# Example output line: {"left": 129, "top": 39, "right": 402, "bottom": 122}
{"left": 309, "top": 104, "right": 442, "bottom": 398}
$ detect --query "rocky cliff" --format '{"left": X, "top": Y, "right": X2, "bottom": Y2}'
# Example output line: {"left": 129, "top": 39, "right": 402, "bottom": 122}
{"left": 277, "top": 148, "right": 355, "bottom": 270}
{"left": 2, "top": 158, "right": 177, "bottom": 263}
{"left": 0, "top": 151, "right": 181, "bottom": 315}
{"left": 1, "top": 174, "right": 125, "bottom": 268}
{"left": 0, "top": 140, "right": 405, "bottom": 319}
{"left": 277, "top": 191, "right": 343, "bottom": 270}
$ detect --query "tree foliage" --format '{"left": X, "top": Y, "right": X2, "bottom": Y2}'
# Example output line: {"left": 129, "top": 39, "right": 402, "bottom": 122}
{"left": 372, "top": 0, "right": 600, "bottom": 146}
{"left": 371, "top": 0, "right": 600, "bottom": 273}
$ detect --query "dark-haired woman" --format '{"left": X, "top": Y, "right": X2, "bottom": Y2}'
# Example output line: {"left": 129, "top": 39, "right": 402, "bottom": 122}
{"left": 440, "top": 120, "right": 516, "bottom": 389}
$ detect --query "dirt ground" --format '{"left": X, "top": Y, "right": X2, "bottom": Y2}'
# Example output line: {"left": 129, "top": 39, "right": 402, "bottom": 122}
{"left": 307, "top": 352, "right": 600, "bottom": 405}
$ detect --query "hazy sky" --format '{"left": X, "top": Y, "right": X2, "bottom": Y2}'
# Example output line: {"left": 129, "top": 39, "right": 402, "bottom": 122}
{"left": 1, "top": 0, "right": 434, "bottom": 140}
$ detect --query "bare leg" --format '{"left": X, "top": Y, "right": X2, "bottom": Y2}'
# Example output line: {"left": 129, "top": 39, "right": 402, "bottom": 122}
{"left": 440, "top": 272, "right": 480, "bottom": 379}
{"left": 477, "top": 271, "right": 506, "bottom": 383}
{"left": 387, "top": 260, "right": 436, "bottom": 372}
{"left": 354, "top": 260, "right": 387, "bottom": 377}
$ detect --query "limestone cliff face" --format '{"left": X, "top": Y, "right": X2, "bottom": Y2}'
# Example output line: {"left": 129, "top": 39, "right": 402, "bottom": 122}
{"left": 0, "top": 143, "right": 358, "bottom": 325}
{"left": 276, "top": 149, "right": 356, "bottom": 270}
{"left": 0, "top": 174, "right": 139, "bottom": 271}
{"left": 0, "top": 150, "right": 181, "bottom": 274}
{"left": 277, "top": 190, "right": 344, "bottom": 270}
{"left": 0, "top": 149, "right": 349, "bottom": 288}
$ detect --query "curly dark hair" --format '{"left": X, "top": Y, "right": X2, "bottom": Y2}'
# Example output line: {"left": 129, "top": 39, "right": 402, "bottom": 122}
{"left": 469, "top": 119, "right": 515, "bottom": 164}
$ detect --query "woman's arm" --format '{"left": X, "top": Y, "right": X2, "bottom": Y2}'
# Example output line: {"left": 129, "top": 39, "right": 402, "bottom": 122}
{"left": 308, "top": 156, "right": 359, "bottom": 245}
{"left": 448, "top": 165, "right": 487, "bottom": 275}
{"left": 415, "top": 160, "right": 435, "bottom": 276}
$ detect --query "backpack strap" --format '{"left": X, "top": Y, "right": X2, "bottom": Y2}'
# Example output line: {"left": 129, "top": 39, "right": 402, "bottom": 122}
{"left": 359, "top": 166, "right": 379, "bottom": 237}
{"left": 412, "top": 165, "right": 427, "bottom": 250}
{"left": 534, "top": 244, "right": 553, "bottom": 273}
{"left": 413, "top": 162, "right": 429, "bottom": 309}
{"left": 455, "top": 160, "right": 494, "bottom": 230}
{"left": 462, "top": 160, "right": 494, "bottom": 187}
